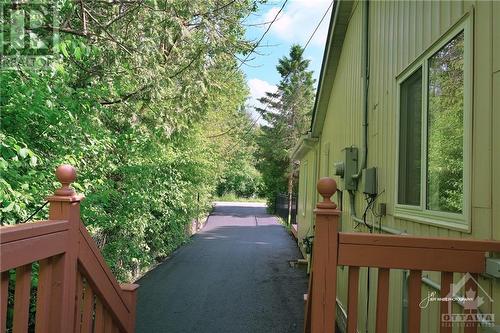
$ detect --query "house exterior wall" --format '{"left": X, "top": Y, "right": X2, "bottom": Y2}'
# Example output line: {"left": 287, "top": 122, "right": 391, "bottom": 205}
{"left": 296, "top": 146, "right": 319, "bottom": 256}
{"left": 295, "top": 1, "right": 499, "bottom": 331}
{"left": 491, "top": 1, "right": 500, "bottom": 323}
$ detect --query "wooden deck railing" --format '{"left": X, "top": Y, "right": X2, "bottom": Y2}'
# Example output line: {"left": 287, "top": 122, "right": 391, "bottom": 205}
{"left": 304, "top": 177, "right": 500, "bottom": 333}
{"left": 0, "top": 165, "right": 139, "bottom": 333}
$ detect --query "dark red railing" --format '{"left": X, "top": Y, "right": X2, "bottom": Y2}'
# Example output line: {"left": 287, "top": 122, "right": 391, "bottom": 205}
{"left": 0, "top": 165, "right": 138, "bottom": 333}
{"left": 304, "top": 177, "right": 500, "bottom": 333}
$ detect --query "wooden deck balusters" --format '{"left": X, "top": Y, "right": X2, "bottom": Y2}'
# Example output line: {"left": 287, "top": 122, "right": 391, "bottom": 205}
{"left": 0, "top": 165, "right": 139, "bottom": 333}
{"left": 304, "top": 177, "right": 500, "bottom": 333}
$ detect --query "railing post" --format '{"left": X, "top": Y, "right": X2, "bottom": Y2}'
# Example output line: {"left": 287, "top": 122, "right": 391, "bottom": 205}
{"left": 121, "top": 283, "right": 139, "bottom": 332}
{"left": 308, "top": 177, "right": 340, "bottom": 333}
{"left": 46, "top": 165, "right": 84, "bottom": 333}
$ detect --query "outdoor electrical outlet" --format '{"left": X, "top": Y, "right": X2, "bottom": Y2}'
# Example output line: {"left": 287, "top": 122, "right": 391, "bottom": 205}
{"left": 342, "top": 147, "right": 358, "bottom": 191}
{"left": 379, "top": 203, "right": 387, "bottom": 216}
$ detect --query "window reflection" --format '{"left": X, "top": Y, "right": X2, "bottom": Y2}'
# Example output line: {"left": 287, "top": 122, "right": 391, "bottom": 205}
{"left": 426, "top": 31, "right": 464, "bottom": 213}
{"left": 398, "top": 68, "right": 422, "bottom": 206}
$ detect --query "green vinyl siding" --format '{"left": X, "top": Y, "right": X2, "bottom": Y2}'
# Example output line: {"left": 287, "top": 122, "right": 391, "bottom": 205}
{"left": 294, "top": 0, "right": 498, "bottom": 331}
{"left": 296, "top": 147, "right": 318, "bottom": 255}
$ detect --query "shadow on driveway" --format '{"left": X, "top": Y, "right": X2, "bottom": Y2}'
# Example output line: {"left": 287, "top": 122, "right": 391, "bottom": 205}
{"left": 135, "top": 202, "right": 308, "bottom": 333}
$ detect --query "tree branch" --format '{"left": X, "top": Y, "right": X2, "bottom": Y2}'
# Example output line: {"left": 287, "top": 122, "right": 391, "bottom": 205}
{"left": 104, "top": 1, "right": 143, "bottom": 28}
{"left": 193, "top": 0, "right": 238, "bottom": 18}
{"left": 169, "top": 50, "right": 203, "bottom": 79}
{"left": 100, "top": 84, "right": 150, "bottom": 105}
{"left": 83, "top": 7, "right": 133, "bottom": 55}
{"left": 44, "top": 25, "right": 89, "bottom": 37}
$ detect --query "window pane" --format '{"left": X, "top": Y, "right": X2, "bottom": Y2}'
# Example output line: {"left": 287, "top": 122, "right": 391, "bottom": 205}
{"left": 426, "top": 31, "right": 464, "bottom": 213}
{"left": 398, "top": 68, "right": 422, "bottom": 206}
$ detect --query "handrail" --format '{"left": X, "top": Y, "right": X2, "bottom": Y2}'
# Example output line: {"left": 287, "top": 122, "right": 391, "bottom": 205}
{"left": 0, "top": 165, "right": 139, "bottom": 333}
{"left": 338, "top": 233, "right": 487, "bottom": 273}
{"left": 0, "top": 227, "right": 69, "bottom": 272}
{"left": 339, "top": 232, "right": 500, "bottom": 252}
{"left": 304, "top": 177, "right": 500, "bottom": 333}
{"left": 78, "top": 224, "right": 135, "bottom": 331}
{"left": 0, "top": 220, "right": 69, "bottom": 244}
{"left": 79, "top": 224, "right": 131, "bottom": 312}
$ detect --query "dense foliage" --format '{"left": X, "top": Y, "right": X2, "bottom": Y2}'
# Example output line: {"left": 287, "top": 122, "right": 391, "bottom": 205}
{"left": 427, "top": 31, "right": 464, "bottom": 213}
{"left": 216, "top": 142, "right": 263, "bottom": 199}
{"left": 1, "top": 0, "right": 263, "bottom": 282}
{"left": 255, "top": 45, "right": 315, "bottom": 211}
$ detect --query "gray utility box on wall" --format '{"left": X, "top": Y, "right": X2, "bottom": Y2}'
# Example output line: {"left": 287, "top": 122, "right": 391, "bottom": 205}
{"left": 341, "top": 147, "right": 358, "bottom": 191}
{"left": 362, "top": 167, "right": 377, "bottom": 196}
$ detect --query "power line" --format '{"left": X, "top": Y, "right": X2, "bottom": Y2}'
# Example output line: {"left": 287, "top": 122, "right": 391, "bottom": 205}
{"left": 207, "top": 104, "right": 260, "bottom": 139}
{"left": 303, "top": 1, "right": 334, "bottom": 51}
{"left": 207, "top": 0, "right": 288, "bottom": 142}
{"left": 222, "top": 0, "right": 335, "bottom": 156}
{"left": 237, "top": 0, "right": 289, "bottom": 70}
{"left": 17, "top": 201, "right": 49, "bottom": 224}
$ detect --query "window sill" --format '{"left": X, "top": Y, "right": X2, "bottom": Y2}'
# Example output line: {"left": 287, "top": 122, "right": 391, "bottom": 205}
{"left": 394, "top": 206, "right": 470, "bottom": 233}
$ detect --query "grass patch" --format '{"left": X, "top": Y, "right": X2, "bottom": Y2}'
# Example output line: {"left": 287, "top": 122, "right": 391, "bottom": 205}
{"left": 214, "top": 193, "right": 267, "bottom": 203}
{"left": 275, "top": 216, "right": 292, "bottom": 231}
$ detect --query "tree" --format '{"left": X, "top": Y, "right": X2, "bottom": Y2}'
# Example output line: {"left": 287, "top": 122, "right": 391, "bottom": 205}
{"left": 427, "top": 31, "right": 465, "bottom": 213}
{"left": 255, "top": 44, "right": 315, "bottom": 212}
{"left": 0, "top": 0, "right": 261, "bottom": 281}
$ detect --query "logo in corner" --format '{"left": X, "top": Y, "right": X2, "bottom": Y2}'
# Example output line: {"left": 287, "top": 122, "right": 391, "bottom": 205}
{"left": 441, "top": 273, "right": 494, "bottom": 328}
{"left": 1, "top": 0, "right": 59, "bottom": 69}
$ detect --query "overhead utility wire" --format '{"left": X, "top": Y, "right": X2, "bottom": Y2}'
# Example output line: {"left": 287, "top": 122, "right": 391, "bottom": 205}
{"left": 207, "top": 0, "right": 288, "bottom": 139}
{"left": 303, "top": 0, "right": 333, "bottom": 50}
{"left": 222, "top": 0, "right": 335, "bottom": 156}
{"left": 236, "top": 0, "right": 289, "bottom": 70}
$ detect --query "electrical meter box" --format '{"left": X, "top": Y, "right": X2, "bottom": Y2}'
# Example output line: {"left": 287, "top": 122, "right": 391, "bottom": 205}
{"left": 341, "top": 147, "right": 358, "bottom": 191}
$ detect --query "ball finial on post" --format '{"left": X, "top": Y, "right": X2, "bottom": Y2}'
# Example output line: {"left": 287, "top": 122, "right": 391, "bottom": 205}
{"left": 316, "top": 177, "right": 337, "bottom": 209}
{"left": 54, "top": 164, "right": 77, "bottom": 196}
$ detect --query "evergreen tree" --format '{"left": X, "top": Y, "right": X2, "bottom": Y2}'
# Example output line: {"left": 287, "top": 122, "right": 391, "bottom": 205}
{"left": 255, "top": 44, "right": 315, "bottom": 212}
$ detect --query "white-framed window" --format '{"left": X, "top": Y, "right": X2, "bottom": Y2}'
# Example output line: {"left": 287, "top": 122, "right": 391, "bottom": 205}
{"left": 395, "top": 14, "right": 472, "bottom": 231}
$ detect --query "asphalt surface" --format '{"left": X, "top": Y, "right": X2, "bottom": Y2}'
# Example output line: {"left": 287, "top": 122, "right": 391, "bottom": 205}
{"left": 135, "top": 202, "right": 308, "bottom": 333}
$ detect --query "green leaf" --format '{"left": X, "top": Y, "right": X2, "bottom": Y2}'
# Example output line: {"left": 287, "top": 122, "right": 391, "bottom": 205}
{"left": 60, "top": 43, "right": 69, "bottom": 57}
{"left": 1, "top": 202, "right": 15, "bottom": 212}
{"left": 29, "top": 155, "right": 37, "bottom": 167}
{"left": 74, "top": 47, "right": 82, "bottom": 60}
{"left": 18, "top": 148, "right": 28, "bottom": 158}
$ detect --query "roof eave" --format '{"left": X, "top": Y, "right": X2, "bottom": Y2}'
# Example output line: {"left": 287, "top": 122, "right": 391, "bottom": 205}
{"left": 291, "top": 133, "right": 319, "bottom": 161}
{"left": 310, "top": 0, "right": 354, "bottom": 137}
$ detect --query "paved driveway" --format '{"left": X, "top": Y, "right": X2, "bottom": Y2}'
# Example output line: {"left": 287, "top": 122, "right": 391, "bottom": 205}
{"left": 135, "top": 202, "right": 308, "bottom": 333}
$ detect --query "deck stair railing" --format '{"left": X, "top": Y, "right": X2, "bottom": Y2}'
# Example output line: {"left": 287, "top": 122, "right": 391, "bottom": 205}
{"left": 304, "top": 177, "right": 500, "bottom": 333}
{"left": 0, "top": 165, "right": 139, "bottom": 333}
